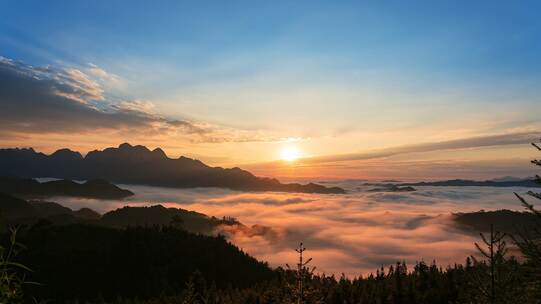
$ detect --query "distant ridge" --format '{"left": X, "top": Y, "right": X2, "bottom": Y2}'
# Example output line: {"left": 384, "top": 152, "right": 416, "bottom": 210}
{"left": 364, "top": 178, "right": 540, "bottom": 188}
{"left": 0, "top": 176, "right": 133, "bottom": 199}
{"left": 453, "top": 209, "right": 540, "bottom": 235}
{"left": 402, "top": 179, "right": 540, "bottom": 188}
{"left": 0, "top": 193, "right": 238, "bottom": 234}
{"left": 367, "top": 185, "right": 416, "bottom": 192}
{"left": 0, "top": 143, "right": 345, "bottom": 194}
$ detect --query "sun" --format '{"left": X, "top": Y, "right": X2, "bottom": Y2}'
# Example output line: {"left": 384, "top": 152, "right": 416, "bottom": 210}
{"left": 280, "top": 146, "right": 301, "bottom": 162}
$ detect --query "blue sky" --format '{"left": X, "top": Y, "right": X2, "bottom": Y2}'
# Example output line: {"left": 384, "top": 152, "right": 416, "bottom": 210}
{"left": 3, "top": 1, "right": 540, "bottom": 71}
{"left": 1, "top": 0, "right": 540, "bottom": 178}
{"left": 3, "top": 1, "right": 541, "bottom": 92}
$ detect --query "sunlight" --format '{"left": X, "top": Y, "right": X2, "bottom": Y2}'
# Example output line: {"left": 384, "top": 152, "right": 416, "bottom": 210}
{"left": 280, "top": 146, "right": 301, "bottom": 162}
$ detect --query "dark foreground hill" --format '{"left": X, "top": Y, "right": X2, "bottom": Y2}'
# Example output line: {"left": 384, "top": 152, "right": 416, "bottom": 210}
{"left": 18, "top": 224, "right": 275, "bottom": 302}
{"left": 0, "top": 194, "right": 274, "bottom": 302}
{"left": 0, "top": 176, "right": 133, "bottom": 199}
{"left": 0, "top": 143, "right": 345, "bottom": 194}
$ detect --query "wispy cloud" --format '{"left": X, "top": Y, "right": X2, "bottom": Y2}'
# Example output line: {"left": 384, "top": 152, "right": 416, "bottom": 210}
{"left": 87, "top": 62, "right": 120, "bottom": 83}
{"left": 0, "top": 56, "right": 281, "bottom": 144}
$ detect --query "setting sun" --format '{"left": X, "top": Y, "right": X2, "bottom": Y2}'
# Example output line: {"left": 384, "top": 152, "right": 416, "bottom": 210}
{"left": 280, "top": 146, "right": 301, "bottom": 162}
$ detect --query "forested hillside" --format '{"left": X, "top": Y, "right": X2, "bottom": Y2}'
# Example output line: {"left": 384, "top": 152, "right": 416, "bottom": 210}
{"left": 17, "top": 224, "right": 275, "bottom": 302}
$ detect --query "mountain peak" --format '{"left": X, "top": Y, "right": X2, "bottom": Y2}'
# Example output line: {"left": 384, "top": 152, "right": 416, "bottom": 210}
{"left": 119, "top": 143, "right": 133, "bottom": 149}
{"left": 117, "top": 143, "right": 151, "bottom": 154}
{"left": 152, "top": 148, "right": 167, "bottom": 158}
{"left": 51, "top": 148, "right": 83, "bottom": 160}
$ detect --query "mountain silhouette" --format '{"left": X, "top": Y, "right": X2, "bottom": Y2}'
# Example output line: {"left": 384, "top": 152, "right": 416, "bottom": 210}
{"left": 0, "top": 176, "right": 133, "bottom": 199}
{"left": 0, "top": 143, "right": 345, "bottom": 193}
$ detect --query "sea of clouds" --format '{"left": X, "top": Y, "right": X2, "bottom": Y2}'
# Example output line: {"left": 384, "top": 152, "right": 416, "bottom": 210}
{"left": 48, "top": 181, "right": 530, "bottom": 277}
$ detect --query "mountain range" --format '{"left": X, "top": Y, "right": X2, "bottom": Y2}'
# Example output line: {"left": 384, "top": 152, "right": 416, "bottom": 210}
{"left": 0, "top": 143, "right": 345, "bottom": 194}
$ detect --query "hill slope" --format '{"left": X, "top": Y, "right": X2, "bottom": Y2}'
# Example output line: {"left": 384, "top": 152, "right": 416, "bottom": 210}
{"left": 19, "top": 224, "right": 275, "bottom": 302}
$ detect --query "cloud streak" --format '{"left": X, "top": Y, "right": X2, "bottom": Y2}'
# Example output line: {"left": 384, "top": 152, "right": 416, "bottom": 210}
{"left": 298, "top": 132, "right": 541, "bottom": 164}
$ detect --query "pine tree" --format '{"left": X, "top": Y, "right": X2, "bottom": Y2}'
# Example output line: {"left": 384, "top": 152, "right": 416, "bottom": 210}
{"left": 513, "top": 138, "right": 541, "bottom": 302}
{"left": 391, "top": 261, "right": 406, "bottom": 304}
{"left": 285, "top": 243, "right": 321, "bottom": 304}
{"left": 181, "top": 279, "right": 199, "bottom": 304}
{"left": 472, "top": 225, "right": 505, "bottom": 303}
{"left": 466, "top": 224, "right": 525, "bottom": 304}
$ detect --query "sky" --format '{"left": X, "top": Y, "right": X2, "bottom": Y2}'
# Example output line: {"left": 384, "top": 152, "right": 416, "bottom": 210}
{"left": 1, "top": 0, "right": 540, "bottom": 180}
